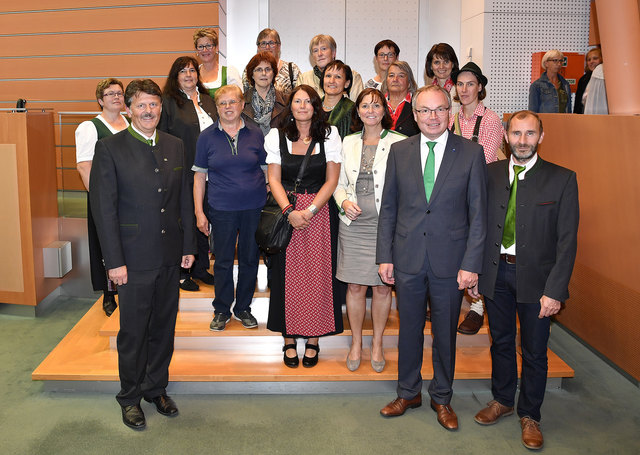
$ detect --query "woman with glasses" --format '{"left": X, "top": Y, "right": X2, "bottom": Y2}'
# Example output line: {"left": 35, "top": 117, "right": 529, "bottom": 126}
{"left": 242, "top": 28, "right": 301, "bottom": 96}
{"left": 193, "top": 28, "right": 242, "bottom": 97}
{"left": 424, "top": 43, "right": 460, "bottom": 114}
{"left": 158, "top": 56, "right": 217, "bottom": 292}
{"left": 75, "top": 78, "right": 129, "bottom": 316}
{"left": 193, "top": 85, "right": 267, "bottom": 333}
{"left": 242, "top": 51, "right": 287, "bottom": 136}
{"left": 265, "top": 85, "right": 343, "bottom": 368}
{"left": 365, "top": 40, "right": 399, "bottom": 91}
{"left": 382, "top": 61, "right": 420, "bottom": 137}
{"left": 321, "top": 60, "right": 355, "bottom": 139}
{"left": 298, "top": 34, "right": 364, "bottom": 102}
{"left": 529, "top": 49, "right": 571, "bottom": 113}
{"left": 334, "top": 88, "right": 406, "bottom": 373}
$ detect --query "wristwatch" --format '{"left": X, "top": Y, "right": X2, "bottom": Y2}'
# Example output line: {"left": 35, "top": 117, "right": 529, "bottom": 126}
{"left": 308, "top": 204, "right": 318, "bottom": 216}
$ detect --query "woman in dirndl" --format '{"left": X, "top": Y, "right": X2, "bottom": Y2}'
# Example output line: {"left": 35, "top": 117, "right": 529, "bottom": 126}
{"left": 265, "top": 84, "right": 343, "bottom": 368}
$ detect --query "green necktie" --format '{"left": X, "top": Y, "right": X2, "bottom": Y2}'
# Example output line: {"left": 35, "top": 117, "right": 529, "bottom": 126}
{"left": 423, "top": 141, "right": 436, "bottom": 202}
{"left": 502, "top": 165, "right": 526, "bottom": 249}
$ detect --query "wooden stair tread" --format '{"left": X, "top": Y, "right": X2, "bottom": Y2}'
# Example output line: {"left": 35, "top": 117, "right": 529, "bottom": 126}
{"left": 98, "top": 303, "right": 492, "bottom": 337}
{"left": 33, "top": 299, "right": 573, "bottom": 382}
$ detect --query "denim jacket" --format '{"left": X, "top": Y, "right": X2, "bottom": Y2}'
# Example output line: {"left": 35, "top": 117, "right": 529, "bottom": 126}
{"left": 528, "top": 72, "right": 572, "bottom": 113}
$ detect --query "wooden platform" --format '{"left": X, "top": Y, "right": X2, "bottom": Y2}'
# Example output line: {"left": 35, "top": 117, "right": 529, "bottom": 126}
{"left": 32, "top": 265, "right": 574, "bottom": 393}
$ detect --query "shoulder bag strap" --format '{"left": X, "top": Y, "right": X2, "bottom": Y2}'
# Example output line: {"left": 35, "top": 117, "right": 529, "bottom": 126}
{"left": 288, "top": 62, "right": 294, "bottom": 89}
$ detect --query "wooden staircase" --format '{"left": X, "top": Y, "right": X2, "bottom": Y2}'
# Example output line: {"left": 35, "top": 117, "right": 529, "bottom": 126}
{"left": 32, "top": 263, "right": 574, "bottom": 393}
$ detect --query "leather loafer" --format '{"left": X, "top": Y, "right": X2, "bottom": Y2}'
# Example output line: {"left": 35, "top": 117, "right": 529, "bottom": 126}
{"left": 430, "top": 399, "right": 458, "bottom": 430}
{"left": 103, "top": 295, "right": 117, "bottom": 317}
{"left": 380, "top": 395, "right": 422, "bottom": 417}
{"left": 521, "top": 416, "right": 544, "bottom": 450}
{"left": 457, "top": 310, "right": 484, "bottom": 335}
{"left": 144, "top": 394, "right": 178, "bottom": 417}
{"left": 121, "top": 404, "right": 146, "bottom": 430}
{"left": 474, "top": 400, "right": 514, "bottom": 425}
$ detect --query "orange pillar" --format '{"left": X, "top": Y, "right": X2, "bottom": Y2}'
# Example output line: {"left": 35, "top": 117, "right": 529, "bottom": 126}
{"left": 594, "top": 0, "right": 640, "bottom": 114}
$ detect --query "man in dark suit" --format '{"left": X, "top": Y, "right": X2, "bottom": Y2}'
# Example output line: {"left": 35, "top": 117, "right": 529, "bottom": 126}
{"left": 90, "top": 79, "right": 196, "bottom": 430}
{"left": 472, "top": 110, "right": 578, "bottom": 450}
{"left": 377, "top": 85, "right": 487, "bottom": 430}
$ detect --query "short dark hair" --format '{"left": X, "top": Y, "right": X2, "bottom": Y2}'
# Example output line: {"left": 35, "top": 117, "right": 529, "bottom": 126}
{"left": 245, "top": 52, "right": 278, "bottom": 87}
{"left": 95, "top": 78, "right": 124, "bottom": 110}
{"left": 279, "top": 85, "right": 331, "bottom": 142}
{"left": 506, "top": 110, "right": 543, "bottom": 134}
{"left": 319, "top": 60, "right": 353, "bottom": 96}
{"left": 350, "top": 88, "right": 392, "bottom": 132}
{"left": 424, "top": 43, "right": 459, "bottom": 80}
{"left": 374, "top": 39, "right": 400, "bottom": 56}
{"left": 163, "top": 56, "right": 208, "bottom": 107}
{"left": 124, "top": 79, "right": 162, "bottom": 108}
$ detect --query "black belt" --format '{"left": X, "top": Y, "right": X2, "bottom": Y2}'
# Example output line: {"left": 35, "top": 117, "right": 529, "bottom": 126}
{"left": 500, "top": 253, "right": 516, "bottom": 264}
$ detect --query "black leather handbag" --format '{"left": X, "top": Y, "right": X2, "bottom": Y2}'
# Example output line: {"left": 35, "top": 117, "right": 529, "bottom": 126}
{"left": 255, "top": 131, "right": 315, "bottom": 255}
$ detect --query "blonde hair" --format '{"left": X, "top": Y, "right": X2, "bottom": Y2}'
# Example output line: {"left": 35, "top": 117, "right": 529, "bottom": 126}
{"left": 541, "top": 49, "right": 564, "bottom": 69}
{"left": 213, "top": 85, "right": 243, "bottom": 104}
{"left": 193, "top": 28, "right": 218, "bottom": 48}
{"left": 309, "top": 34, "right": 336, "bottom": 54}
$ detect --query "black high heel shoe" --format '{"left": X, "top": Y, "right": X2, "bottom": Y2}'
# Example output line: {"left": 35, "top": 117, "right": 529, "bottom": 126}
{"left": 283, "top": 343, "right": 299, "bottom": 368}
{"left": 302, "top": 343, "right": 320, "bottom": 368}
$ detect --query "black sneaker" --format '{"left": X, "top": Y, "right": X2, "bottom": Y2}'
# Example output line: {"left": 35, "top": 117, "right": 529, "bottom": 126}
{"left": 233, "top": 311, "right": 258, "bottom": 329}
{"left": 179, "top": 277, "right": 199, "bottom": 292}
{"left": 209, "top": 313, "right": 231, "bottom": 331}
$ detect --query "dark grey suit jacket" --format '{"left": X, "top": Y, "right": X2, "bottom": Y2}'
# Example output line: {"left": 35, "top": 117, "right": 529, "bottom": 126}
{"left": 479, "top": 157, "right": 579, "bottom": 302}
{"left": 376, "top": 132, "right": 487, "bottom": 278}
{"left": 89, "top": 129, "right": 196, "bottom": 272}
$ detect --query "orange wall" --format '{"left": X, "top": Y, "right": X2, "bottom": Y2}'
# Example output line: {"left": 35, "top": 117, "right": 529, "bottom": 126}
{"left": 535, "top": 113, "right": 640, "bottom": 382}
{"left": 0, "top": 1, "right": 225, "bottom": 190}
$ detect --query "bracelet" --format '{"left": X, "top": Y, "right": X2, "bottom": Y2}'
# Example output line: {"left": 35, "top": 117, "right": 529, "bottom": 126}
{"left": 283, "top": 207, "right": 294, "bottom": 218}
{"left": 281, "top": 204, "right": 293, "bottom": 215}
{"left": 308, "top": 204, "right": 318, "bottom": 216}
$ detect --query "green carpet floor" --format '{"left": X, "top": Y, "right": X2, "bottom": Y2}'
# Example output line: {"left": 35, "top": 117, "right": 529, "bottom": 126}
{"left": 1, "top": 295, "right": 638, "bottom": 454}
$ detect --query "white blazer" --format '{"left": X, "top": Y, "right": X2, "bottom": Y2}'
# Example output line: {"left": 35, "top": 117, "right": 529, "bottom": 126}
{"left": 334, "top": 129, "right": 407, "bottom": 225}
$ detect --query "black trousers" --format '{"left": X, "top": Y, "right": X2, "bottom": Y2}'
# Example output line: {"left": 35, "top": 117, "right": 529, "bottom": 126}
{"left": 484, "top": 260, "right": 550, "bottom": 422}
{"left": 115, "top": 265, "right": 179, "bottom": 406}
{"left": 395, "top": 254, "right": 463, "bottom": 405}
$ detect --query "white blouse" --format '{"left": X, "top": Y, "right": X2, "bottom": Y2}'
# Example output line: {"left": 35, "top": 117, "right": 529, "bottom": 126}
{"left": 75, "top": 114, "right": 129, "bottom": 163}
{"left": 264, "top": 126, "right": 342, "bottom": 165}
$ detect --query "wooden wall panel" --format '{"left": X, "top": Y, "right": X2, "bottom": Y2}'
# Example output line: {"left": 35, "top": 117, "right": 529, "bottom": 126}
{"left": 1, "top": 29, "right": 200, "bottom": 58}
{"left": 0, "top": 1, "right": 224, "bottom": 191}
{"left": 0, "top": 5, "right": 218, "bottom": 35}
{"left": 536, "top": 113, "right": 640, "bottom": 382}
{"left": 0, "top": 144, "right": 25, "bottom": 293}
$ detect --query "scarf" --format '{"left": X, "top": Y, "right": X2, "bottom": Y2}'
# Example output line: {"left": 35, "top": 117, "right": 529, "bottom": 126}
{"left": 252, "top": 85, "right": 276, "bottom": 135}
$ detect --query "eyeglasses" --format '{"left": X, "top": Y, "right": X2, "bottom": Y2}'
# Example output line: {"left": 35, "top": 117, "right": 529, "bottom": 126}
{"left": 253, "top": 67, "right": 273, "bottom": 74}
{"left": 547, "top": 58, "right": 563, "bottom": 64}
{"left": 258, "top": 41, "right": 279, "bottom": 49}
{"left": 377, "top": 52, "right": 396, "bottom": 59}
{"left": 103, "top": 91, "right": 124, "bottom": 98}
{"left": 179, "top": 68, "right": 197, "bottom": 74}
{"left": 414, "top": 106, "right": 449, "bottom": 116}
{"left": 217, "top": 99, "right": 240, "bottom": 107}
{"left": 197, "top": 44, "right": 215, "bottom": 51}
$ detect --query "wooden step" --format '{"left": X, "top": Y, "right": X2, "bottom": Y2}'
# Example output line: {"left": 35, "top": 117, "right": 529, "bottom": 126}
{"left": 98, "top": 296, "right": 493, "bottom": 341}
{"left": 33, "top": 297, "right": 572, "bottom": 384}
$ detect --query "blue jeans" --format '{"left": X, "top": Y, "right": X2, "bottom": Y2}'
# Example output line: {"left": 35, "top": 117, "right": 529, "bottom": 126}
{"left": 209, "top": 207, "right": 261, "bottom": 317}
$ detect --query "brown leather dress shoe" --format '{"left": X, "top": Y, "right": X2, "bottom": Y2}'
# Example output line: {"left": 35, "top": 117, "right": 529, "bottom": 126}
{"left": 521, "top": 416, "right": 544, "bottom": 450}
{"left": 430, "top": 399, "right": 458, "bottom": 430}
{"left": 474, "top": 400, "right": 514, "bottom": 425}
{"left": 380, "top": 395, "right": 422, "bottom": 417}
{"left": 457, "top": 310, "right": 484, "bottom": 334}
